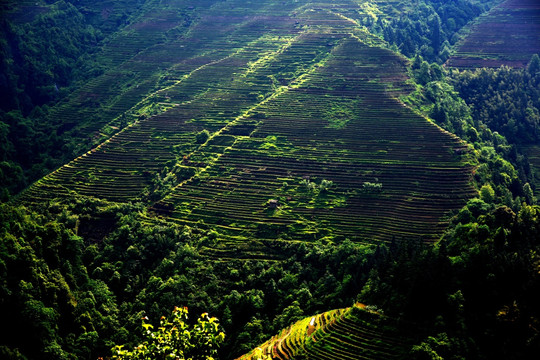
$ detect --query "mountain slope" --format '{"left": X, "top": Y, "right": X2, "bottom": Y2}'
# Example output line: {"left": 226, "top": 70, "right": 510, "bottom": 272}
{"left": 19, "top": 1, "right": 476, "bottom": 253}
{"left": 238, "top": 303, "right": 413, "bottom": 360}
{"left": 447, "top": 0, "right": 540, "bottom": 68}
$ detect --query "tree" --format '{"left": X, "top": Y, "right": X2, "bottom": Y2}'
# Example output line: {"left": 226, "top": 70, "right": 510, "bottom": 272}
{"left": 527, "top": 54, "right": 540, "bottom": 77}
{"left": 523, "top": 183, "right": 535, "bottom": 205}
{"left": 430, "top": 14, "right": 441, "bottom": 56}
{"left": 479, "top": 184, "right": 495, "bottom": 203}
{"left": 362, "top": 181, "right": 383, "bottom": 193}
{"left": 411, "top": 333, "right": 452, "bottom": 360}
{"left": 111, "top": 307, "right": 225, "bottom": 360}
{"left": 196, "top": 130, "right": 210, "bottom": 144}
{"left": 417, "top": 61, "right": 432, "bottom": 85}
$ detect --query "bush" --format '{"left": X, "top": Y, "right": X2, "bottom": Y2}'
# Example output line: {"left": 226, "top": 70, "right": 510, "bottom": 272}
{"left": 196, "top": 130, "right": 210, "bottom": 144}
{"left": 111, "top": 306, "right": 224, "bottom": 360}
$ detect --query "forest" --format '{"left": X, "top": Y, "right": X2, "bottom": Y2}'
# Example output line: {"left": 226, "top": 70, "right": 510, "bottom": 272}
{"left": 1, "top": 0, "right": 540, "bottom": 359}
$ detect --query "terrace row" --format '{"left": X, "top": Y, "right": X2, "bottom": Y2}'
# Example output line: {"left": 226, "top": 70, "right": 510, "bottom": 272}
{"left": 20, "top": 29, "right": 344, "bottom": 205}
{"left": 447, "top": 0, "right": 540, "bottom": 69}
{"left": 156, "top": 34, "right": 475, "bottom": 246}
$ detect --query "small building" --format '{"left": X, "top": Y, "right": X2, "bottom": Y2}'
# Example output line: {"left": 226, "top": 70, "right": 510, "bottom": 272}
{"left": 267, "top": 199, "right": 279, "bottom": 209}
{"left": 307, "top": 317, "right": 316, "bottom": 336}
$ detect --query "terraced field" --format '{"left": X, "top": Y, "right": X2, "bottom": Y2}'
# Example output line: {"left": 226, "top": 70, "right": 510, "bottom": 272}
{"left": 20, "top": 0, "right": 314, "bottom": 203}
{"left": 21, "top": 0, "right": 476, "bottom": 256}
{"left": 238, "top": 306, "right": 348, "bottom": 360}
{"left": 43, "top": 0, "right": 309, "bottom": 149}
{"left": 447, "top": 0, "right": 540, "bottom": 68}
{"left": 237, "top": 303, "right": 413, "bottom": 360}
{"left": 151, "top": 33, "right": 476, "bottom": 249}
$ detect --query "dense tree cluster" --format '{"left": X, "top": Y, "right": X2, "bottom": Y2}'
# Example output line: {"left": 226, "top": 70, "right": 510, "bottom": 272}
{"left": 363, "top": 0, "right": 492, "bottom": 63}
{"left": 0, "top": 0, "right": 146, "bottom": 201}
{"left": 384, "top": 51, "right": 540, "bottom": 359}
{"left": 3, "top": 180, "right": 540, "bottom": 359}
{"left": 0, "top": 1, "right": 106, "bottom": 114}
{"left": 86, "top": 209, "right": 377, "bottom": 358}
{"left": 406, "top": 54, "right": 540, "bottom": 210}
{"left": 0, "top": 201, "right": 122, "bottom": 359}
{"left": 360, "top": 202, "right": 540, "bottom": 359}
{"left": 0, "top": 197, "right": 379, "bottom": 359}
{"left": 451, "top": 55, "right": 540, "bottom": 144}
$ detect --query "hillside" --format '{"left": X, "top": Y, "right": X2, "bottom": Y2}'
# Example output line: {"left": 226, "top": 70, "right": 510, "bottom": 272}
{"left": 238, "top": 303, "right": 413, "bottom": 360}
{"left": 2, "top": 0, "right": 540, "bottom": 359}
{"left": 19, "top": 0, "right": 476, "bottom": 253}
{"left": 447, "top": 0, "right": 540, "bottom": 68}
{"left": 446, "top": 0, "right": 540, "bottom": 200}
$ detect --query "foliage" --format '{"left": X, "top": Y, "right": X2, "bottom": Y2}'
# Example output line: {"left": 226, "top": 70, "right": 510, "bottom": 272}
{"left": 406, "top": 56, "right": 535, "bottom": 208}
{"left": 112, "top": 306, "right": 224, "bottom": 360}
{"left": 361, "top": 181, "right": 382, "bottom": 193}
{"left": 479, "top": 184, "right": 495, "bottom": 204}
{"left": 359, "top": 204, "right": 540, "bottom": 359}
{"left": 0, "top": 196, "right": 379, "bottom": 359}
{"left": 363, "top": 0, "right": 493, "bottom": 63}
{"left": 0, "top": 0, "right": 173, "bottom": 199}
{"left": 411, "top": 333, "right": 455, "bottom": 360}
{"left": 0, "top": 0, "right": 118, "bottom": 199}
{"left": 324, "top": 100, "right": 359, "bottom": 129}
{"left": 299, "top": 178, "right": 334, "bottom": 194}
{"left": 451, "top": 57, "right": 540, "bottom": 144}
{"left": 385, "top": 53, "right": 540, "bottom": 357}
{"left": 407, "top": 56, "right": 474, "bottom": 140}
{"left": 87, "top": 210, "right": 376, "bottom": 358}
{"left": 196, "top": 130, "right": 211, "bottom": 144}
{"left": 0, "top": 202, "right": 121, "bottom": 359}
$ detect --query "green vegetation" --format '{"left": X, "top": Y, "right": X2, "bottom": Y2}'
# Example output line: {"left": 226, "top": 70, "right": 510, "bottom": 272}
{"left": 452, "top": 58, "right": 540, "bottom": 144}
{"left": 149, "top": 34, "right": 475, "bottom": 245}
{"left": 358, "top": 202, "right": 540, "bottom": 359}
{"left": 1, "top": 0, "right": 539, "bottom": 359}
{"left": 0, "top": 1, "right": 105, "bottom": 113}
{"left": 364, "top": 0, "right": 496, "bottom": 63}
{"left": 0, "top": 201, "right": 122, "bottom": 359}
{"left": 1, "top": 197, "right": 382, "bottom": 358}
{"left": 324, "top": 99, "right": 359, "bottom": 129}
{"left": 112, "top": 306, "right": 224, "bottom": 360}
{"left": 0, "top": 0, "right": 155, "bottom": 200}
